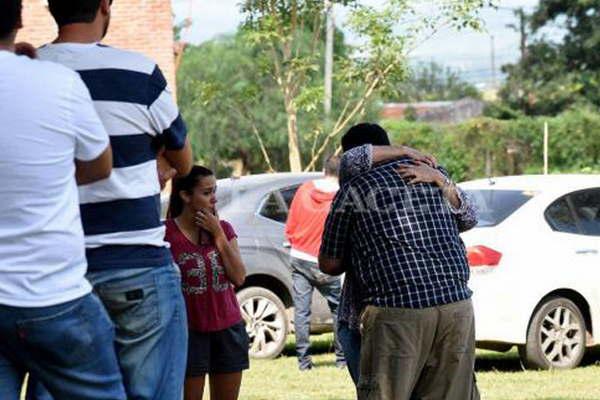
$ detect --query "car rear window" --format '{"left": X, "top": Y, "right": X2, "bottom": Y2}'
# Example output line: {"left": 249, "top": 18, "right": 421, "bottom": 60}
{"left": 464, "top": 189, "right": 535, "bottom": 227}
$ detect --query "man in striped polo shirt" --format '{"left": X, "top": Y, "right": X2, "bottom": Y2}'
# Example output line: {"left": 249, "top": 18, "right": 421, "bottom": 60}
{"left": 35, "top": 0, "right": 193, "bottom": 398}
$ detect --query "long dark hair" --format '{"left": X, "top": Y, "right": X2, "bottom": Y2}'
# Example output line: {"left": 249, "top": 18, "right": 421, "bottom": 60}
{"left": 168, "top": 165, "right": 214, "bottom": 219}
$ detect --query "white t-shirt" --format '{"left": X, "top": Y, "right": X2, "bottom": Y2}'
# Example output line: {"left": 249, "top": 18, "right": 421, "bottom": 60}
{"left": 0, "top": 50, "right": 109, "bottom": 307}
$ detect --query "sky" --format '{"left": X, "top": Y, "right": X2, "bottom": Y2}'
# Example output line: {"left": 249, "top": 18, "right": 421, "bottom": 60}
{"left": 171, "top": 0, "right": 547, "bottom": 86}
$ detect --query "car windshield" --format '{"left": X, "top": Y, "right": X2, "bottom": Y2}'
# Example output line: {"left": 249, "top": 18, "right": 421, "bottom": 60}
{"left": 464, "top": 189, "right": 535, "bottom": 227}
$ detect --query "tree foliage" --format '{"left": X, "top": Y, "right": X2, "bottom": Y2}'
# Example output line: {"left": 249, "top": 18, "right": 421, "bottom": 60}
{"left": 177, "top": 31, "right": 379, "bottom": 175}
{"left": 238, "top": 0, "right": 492, "bottom": 171}
{"left": 500, "top": 0, "right": 600, "bottom": 116}
{"left": 178, "top": 0, "right": 493, "bottom": 174}
{"left": 177, "top": 34, "right": 286, "bottom": 176}
{"left": 389, "top": 61, "right": 481, "bottom": 102}
{"left": 384, "top": 106, "right": 600, "bottom": 182}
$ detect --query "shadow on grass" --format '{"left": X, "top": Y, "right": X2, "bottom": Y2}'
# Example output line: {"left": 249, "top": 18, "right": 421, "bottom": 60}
{"left": 282, "top": 333, "right": 337, "bottom": 357}
{"left": 283, "top": 334, "right": 600, "bottom": 373}
{"left": 477, "top": 346, "right": 600, "bottom": 372}
{"left": 313, "top": 359, "right": 338, "bottom": 368}
{"left": 475, "top": 349, "right": 523, "bottom": 372}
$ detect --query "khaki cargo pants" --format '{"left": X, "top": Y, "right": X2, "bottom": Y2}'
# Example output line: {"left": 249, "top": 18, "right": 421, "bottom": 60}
{"left": 357, "top": 299, "right": 480, "bottom": 400}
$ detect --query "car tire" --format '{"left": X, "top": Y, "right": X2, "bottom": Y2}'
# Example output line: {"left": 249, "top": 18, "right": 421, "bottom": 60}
{"left": 237, "top": 287, "right": 289, "bottom": 359}
{"left": 519, "top": 296, "right": 586, "bottom": 370}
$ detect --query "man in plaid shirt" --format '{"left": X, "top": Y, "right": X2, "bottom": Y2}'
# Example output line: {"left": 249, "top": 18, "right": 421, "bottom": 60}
{"left": 319, "top": 123, "right": 480, "bottom": 400}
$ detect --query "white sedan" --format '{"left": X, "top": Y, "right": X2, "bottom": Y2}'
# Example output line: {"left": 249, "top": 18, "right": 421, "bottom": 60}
{"left": 459, "top": 174, "right": 600, "bottom": 369}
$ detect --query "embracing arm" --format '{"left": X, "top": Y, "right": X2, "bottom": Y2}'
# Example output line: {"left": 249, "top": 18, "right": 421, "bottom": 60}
{"left": 434, "top": 167, "right": 478, "bottom": 232}
{"left": 339, "top": 144, "right": 437, "bottom": 184}
{"left": 443, "top": 183, "right": 478, "bottom": 233}
{"left": 397, "top": 163, "right": 478, "bottom": 232}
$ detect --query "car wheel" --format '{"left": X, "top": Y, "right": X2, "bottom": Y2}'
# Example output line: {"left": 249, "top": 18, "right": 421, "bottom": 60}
{"left": 519, "top": 296, "right": 586, "bottom": 370}
{"left": 237, "top": 287, "right": 288, "bottom": 359}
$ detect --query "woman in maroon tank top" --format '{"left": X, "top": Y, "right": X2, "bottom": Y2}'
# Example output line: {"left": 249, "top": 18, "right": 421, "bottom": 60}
{"left": 165, "top": 166, "right": 248, "bottom": 400}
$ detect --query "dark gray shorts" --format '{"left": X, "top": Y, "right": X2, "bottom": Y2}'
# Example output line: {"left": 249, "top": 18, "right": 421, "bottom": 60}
{"left": 186, "top": 321, "right": 250, "bottom": 376}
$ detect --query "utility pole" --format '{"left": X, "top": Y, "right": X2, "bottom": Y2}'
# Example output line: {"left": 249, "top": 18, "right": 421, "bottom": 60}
{"left": 324, "top": 0, "right": 334, "bottom": 118}
{"left": 544, "top": 122, "right": 549, "bottom": 175}
{"left": 490, "top": 34, "right": 497, "bottom": 89}
{"left": 517, "top": 8, "right": 528, "bottom": 60}
{"left": 508, "top": 8, "right": 528, "bottom": 62}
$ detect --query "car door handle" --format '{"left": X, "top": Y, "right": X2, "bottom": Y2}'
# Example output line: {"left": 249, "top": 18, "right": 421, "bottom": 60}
{"left": 576, "top": 249, "right": 599, "bottom": 255}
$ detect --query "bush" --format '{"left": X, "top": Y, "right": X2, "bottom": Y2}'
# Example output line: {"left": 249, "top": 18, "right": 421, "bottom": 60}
{"left": 382, "top": 108, "right": 600, "bottom": 182}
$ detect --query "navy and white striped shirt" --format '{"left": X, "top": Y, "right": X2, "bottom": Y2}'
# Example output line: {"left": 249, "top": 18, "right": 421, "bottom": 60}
{"left": 321, "top": 158, "right": 474, "bottom": 309}
{"left": 38, "top": 43, "right": 187, "bottom": 270}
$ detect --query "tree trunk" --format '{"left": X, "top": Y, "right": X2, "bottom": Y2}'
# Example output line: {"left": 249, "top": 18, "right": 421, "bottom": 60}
{"left": 286, "top": 103, "right": 302, "bottom": 172}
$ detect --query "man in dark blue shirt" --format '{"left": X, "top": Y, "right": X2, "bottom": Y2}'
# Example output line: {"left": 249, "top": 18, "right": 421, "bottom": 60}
{"left": 320, "top": 123, "right": 480, "bottom": 400}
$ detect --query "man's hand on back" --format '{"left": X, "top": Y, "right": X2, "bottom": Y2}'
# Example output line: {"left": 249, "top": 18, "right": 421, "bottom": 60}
{"left": 396, "top": 160, "right": 445, "bottom": 186}
{"left": 371, "top": 145, "right": 437, "bottom": 170}
{"left": 400, "top": 146, "right": 437, "bottom": 168}
{"left": 397, "top": 161, "right": 464, "bottom": 210}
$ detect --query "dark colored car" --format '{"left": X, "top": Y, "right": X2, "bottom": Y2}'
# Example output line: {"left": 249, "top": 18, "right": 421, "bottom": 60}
{"left": 165, "top": 173, "right": 335, "bottom": 359}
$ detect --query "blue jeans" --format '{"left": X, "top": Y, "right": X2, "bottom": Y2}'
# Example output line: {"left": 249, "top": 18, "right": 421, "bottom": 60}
{"left": 0, "top": 293, "right": 126, "bottom": 400}
{"left": 338, "top": 321, "right": 362, "bottom": 386}
{"left": 291, "top": 257, "right": 345, "bottom": 369}
{"left": 30, "top": 263, "right": 188, "bottom": 400}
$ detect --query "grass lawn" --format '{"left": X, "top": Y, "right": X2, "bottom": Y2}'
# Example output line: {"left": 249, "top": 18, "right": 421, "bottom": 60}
{"left": 239, "top": 334, "right": 600, "bottom": 400}
{"left": 19, "top": 334, "right": 600, "bottom": 399}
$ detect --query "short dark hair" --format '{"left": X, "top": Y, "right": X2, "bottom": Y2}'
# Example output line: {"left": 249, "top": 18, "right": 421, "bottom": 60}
{"left": 341, "top": 123, "right": 390, "bottom": 152}
{"left": 48, "top": 0, "right": 110, "bottom": 27}
{"left": 0, "top": 0, "right": 22, "bottom": 41}
{"left": 324, "top": 155, "right": 340, "bottom": 177}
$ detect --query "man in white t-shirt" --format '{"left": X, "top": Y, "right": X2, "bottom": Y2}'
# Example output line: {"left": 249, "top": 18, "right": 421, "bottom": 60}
{"left": 31, "top": 0, "right": 193, "bottom": 398}
{"left": 0, "top": 1, "right": 126, "bottom": 399}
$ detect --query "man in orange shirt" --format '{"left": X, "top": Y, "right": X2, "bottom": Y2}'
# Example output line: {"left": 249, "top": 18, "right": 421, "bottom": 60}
{"left": 285, "top": 156, "right": 345, "bottom": 371}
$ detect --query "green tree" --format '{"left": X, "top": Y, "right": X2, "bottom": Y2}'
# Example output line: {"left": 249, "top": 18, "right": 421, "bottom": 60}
{"left": 177, "top": 30, "right": 365, "bottom": 174}
{"left": 500, "top": 0, "right": 600, "bottom": 115}
{"left": 240, "top": 0, "right": 492, "bottom": 171}
{"left": 178, "top": 1, "right": 492, "bottom": 173}
{"left": 177, "top": 34, "right": 288, "bottom": 175}
{"left": 383, "top": 106, "right": 600, "bottom": 181}
{"left": 389, "top": 61, "right": 481, "bottom": 102}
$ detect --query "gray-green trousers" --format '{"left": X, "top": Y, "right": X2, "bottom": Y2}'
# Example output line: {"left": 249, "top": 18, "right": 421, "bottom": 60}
{"left": 358, "top": 299, "right": 480, "bottom": 400}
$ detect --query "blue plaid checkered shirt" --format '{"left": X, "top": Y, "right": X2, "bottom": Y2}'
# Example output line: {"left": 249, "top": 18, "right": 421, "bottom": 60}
{"left": 321, "top": 158, "right": 473, "bottom": 309}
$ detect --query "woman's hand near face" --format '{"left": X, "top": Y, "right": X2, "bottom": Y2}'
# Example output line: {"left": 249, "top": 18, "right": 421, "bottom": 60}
{"left": 195, "top": 208, "right": 225, "bottom": 238}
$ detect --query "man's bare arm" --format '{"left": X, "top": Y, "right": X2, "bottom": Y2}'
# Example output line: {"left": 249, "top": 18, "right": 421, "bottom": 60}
{"left": 163, "top": 137, "right": 193, "bottom": 176}
{"left": 76, "top": 146, "right": 112, "bottom": 185}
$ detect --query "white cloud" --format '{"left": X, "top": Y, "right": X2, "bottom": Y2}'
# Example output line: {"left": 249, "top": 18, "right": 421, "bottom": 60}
{"left": 172, "top": 0, "right": 243, "bottom": 43}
